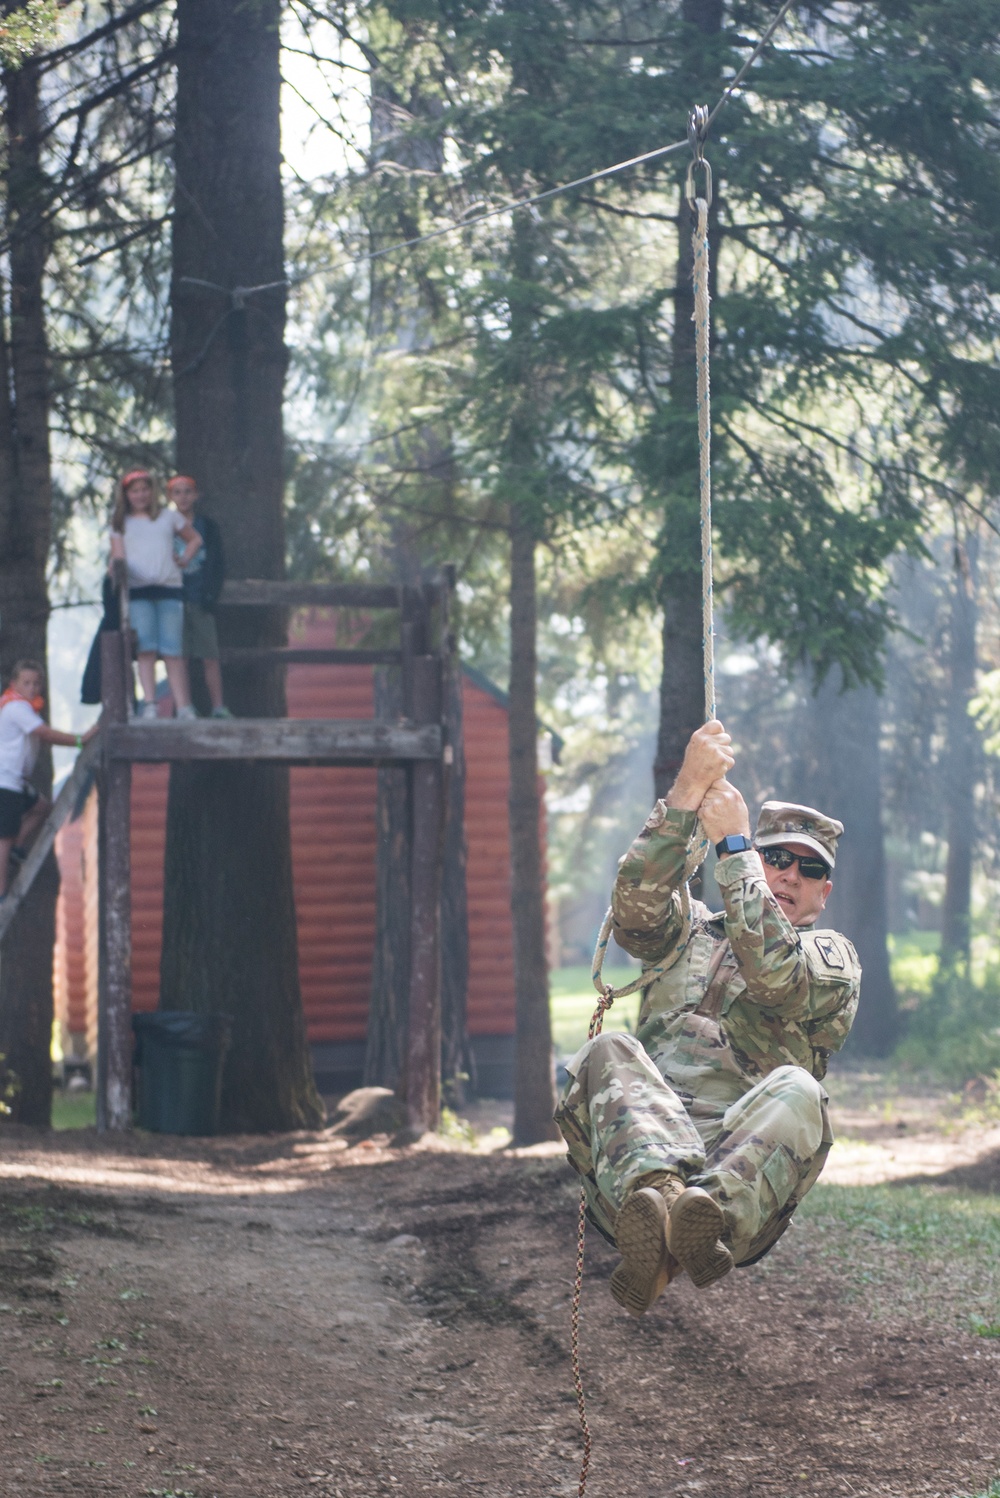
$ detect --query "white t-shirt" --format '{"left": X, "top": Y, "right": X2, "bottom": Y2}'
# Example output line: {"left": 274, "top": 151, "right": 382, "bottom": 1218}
{"left": 122, "top": 510, "right": 186, "bottom": 589}
{"left": 0, "top": 698, "right": 43, "bottom": 792}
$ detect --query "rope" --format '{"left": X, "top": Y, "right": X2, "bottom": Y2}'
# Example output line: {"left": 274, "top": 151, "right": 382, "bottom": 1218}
{"left": 570, "top": 827, "right": 710, "bottom": 1494}
{"left": 692, "top": 195, "right": 715, "bottom": 722}
{"left": 569, "top": 985, "right": 615, "bottom": 1498}
{"left": 568, "top": 113, "right": 721, "bottom": 1498}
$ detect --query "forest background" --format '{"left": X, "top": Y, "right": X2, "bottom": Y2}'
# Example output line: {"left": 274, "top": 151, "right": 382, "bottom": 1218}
{"left": 2, "top": 0, "right": 1000, "bottom": 1135}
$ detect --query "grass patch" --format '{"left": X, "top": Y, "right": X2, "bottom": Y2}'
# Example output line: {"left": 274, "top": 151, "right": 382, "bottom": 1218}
{"left": 550, "top": 965, "right": 642, "bottom": 1056}
{"left": 795, "top": 1183, "right": 1000, "bottom": 1329}
{"left": 52, "top": 1089, "right": 96, "bottom": 1131}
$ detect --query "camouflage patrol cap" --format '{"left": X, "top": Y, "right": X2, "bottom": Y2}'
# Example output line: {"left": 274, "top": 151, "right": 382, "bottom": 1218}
{"left": 754, "top": 801, "right": 843, "bottom": 870}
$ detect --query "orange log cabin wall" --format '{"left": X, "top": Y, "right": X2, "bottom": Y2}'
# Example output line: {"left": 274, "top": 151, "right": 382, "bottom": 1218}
{"left": 53, "top": 613, "right": 530, "bottom": 1097}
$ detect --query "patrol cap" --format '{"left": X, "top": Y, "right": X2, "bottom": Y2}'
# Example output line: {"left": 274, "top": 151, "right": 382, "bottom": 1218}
{"left": 754, "top": 801, "right": 843, "bottom": 870}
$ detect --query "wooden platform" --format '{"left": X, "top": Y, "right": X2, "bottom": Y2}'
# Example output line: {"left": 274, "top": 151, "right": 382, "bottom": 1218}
{"left": 106, "top": 718, "right": 442, "bottom": 765}
{"left": 90, "top": 574, "right": 453, "bottom": 1138}
{"left": 0, "top": 574, "right": 455, "bottom": 1140}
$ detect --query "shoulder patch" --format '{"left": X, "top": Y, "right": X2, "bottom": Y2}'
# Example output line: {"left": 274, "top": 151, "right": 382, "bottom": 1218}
{"left": 813, "top": 933, "right": 845, "bottom": 970}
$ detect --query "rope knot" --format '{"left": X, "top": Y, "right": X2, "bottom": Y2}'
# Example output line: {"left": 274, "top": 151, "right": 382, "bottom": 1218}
{"left": 588, "top": 986, "right": 615, "bottom": 1041}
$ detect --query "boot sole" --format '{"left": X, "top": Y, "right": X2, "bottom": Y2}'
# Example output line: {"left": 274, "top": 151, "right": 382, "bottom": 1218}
{"left": 667, "top": 1188, "right": 734, "bottom": 1289}
{"left": 613, "top": 1189, "right": 668, "bottom": 1317}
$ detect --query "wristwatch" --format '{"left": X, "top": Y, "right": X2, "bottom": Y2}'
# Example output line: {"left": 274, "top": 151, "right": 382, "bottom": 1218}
{"left": 715, "top": 834, "right": 753, "bottom": 858}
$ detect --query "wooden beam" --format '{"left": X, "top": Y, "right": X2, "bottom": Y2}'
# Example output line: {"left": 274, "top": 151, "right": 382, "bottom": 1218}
{"left": 106, "top": 718, "right": 442, "bottom": 764}
{"left": 219, "top": 579, "right": 419, "bottom": 610}
{"left": 218, "top": 647, "right": 402, "bottom": 667}
{"left": 0, "top": 733, "right": 101, "bottom": 945}
{"left": 97, "top": 631, "right": 132, "bottom": 1133}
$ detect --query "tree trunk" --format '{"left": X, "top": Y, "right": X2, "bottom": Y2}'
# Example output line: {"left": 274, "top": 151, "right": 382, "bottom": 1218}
{"left": 440, "top": 634, "right": 472, "bottom": 1104}
{"left": 654, "top": 0, "right": 723, "bottom": 802}
{"left": 501, "top": 199, "right": 556, "bottom": 1145}
{"left": 509, "top": 506, "right": 556, "bottom": 1143}
{"left": 0, "top": 51, "right": 57, "bottom": 1126}
{"left": 161, "top": 0, "right": 321, "bottom": 1130}
{"left": 940, "top": 534, "right": 978, "bottom": 966}
{"left": 801, "top": 669, "right": 900, "bottom": 1056}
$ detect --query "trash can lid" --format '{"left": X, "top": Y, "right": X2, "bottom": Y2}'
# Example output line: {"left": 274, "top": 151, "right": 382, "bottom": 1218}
{"left": 132, "top": 1010, "right": 232, "bottom": 1050}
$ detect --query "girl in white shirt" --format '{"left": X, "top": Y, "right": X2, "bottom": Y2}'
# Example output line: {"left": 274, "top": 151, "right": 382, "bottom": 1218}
{"left": 109, "top": 470, "right": 201, "bottom": 719}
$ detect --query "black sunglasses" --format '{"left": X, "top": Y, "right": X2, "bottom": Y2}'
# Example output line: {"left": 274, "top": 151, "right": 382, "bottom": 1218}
{"left": 760, "top": 846, "right": 830, "bottom": 881}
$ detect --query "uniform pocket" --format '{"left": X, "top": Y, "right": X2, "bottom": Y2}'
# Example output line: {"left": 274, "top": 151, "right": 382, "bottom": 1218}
{"left": 761, "top": 1143, "right": 802, "bottom": 1210}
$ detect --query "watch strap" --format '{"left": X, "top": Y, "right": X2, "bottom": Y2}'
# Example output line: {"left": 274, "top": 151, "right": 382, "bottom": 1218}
{"left": 715, "top": 834, "right": 753, "bottom": 859}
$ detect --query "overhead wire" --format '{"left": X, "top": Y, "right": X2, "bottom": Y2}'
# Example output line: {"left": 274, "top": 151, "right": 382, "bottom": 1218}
{"left": 181, "top": 0, "right": 798, "bottom": 305}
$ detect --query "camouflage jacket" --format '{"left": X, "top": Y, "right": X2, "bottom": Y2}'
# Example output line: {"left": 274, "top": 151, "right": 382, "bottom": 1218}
{"left": 611, "top": 803, "right": 861, "bottom": 1113}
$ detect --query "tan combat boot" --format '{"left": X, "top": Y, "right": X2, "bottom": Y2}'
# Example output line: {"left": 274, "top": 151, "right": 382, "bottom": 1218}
{"left": 665, "top": 1187, "right": 734, "bottom": 1289}
{"left": 611, "top": 1171, "right": 686, "bottom": 1317}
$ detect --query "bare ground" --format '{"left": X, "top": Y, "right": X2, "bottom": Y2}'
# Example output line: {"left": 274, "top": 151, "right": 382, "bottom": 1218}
{"left": 0, "top": 1081, "right": 999, "bottom": 1498}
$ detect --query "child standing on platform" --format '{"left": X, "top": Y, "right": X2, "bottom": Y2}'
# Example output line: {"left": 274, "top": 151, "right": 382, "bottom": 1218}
{"left": 166, "top": 474, "right": 231, "bottom": 718}
{"left": 109, "top": 469, "right": 201, "bottom": 720}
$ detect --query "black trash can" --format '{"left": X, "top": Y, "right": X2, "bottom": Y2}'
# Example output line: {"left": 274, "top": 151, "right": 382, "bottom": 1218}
{"left": 132, "top": 1011, "right": 231, "bottom": 1135}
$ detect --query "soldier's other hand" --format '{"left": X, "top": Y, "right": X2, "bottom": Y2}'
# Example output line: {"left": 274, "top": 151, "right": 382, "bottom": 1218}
{"left": 665, "top": 720, "right": 736, "bottom": 812}
{"left": 698, "top": 779, "right": 751, "bottom": 844}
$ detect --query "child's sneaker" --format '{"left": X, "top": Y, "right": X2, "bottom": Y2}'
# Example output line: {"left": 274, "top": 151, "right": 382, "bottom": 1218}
{"left": 137, "top": 701, "right": 159, "bottom": 721}
{"left": 175, "top": 704, "right": 198, "bottom": 720}
{"left": 211, "top": 705, "right": 233, "bottom": 719}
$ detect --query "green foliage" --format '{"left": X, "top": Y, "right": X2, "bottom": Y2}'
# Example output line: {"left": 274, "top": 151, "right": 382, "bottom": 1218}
{"left": 0, "top": 1, "right": 59, "bottom": 67}
{"left": 437, "top": 1106, "right": 477, "bottom": 1147}
{"left": 894, "top": 962, "right": 1000, "bottom": 1083}
{"left": 288, "top": 0, "right": 1000, "bottom": 708}
{"left": 972, "top": 669, "right": 1000, "bottom": 756}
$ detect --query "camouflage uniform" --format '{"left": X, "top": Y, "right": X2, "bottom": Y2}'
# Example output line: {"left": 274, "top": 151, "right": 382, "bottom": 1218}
{"left": 555, "top": 802, "right": 861, "bottom": 1267}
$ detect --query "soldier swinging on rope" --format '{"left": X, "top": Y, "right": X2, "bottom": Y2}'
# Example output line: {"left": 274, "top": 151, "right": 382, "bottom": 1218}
{"left": 555, "top": 718, "right": 861, "bottom": 1316}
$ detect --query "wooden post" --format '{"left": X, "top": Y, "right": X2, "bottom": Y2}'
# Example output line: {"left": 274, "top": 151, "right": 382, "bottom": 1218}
{"left": 400, "top": 584, "right": 429, "bottom": 722}
{"left": 404, "top": 653, "right": 444, "bottom": 1136}
{"left": 97, "top": 630, "right": 132, "bottom": 1132}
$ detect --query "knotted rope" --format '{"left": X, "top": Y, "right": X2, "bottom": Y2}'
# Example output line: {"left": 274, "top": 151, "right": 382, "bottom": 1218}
{"left": 569, "top": 112, "right": 716, "bottom": 1498}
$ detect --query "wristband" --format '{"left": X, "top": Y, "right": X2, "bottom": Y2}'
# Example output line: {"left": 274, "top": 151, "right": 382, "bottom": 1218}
{"left": 715, "top": 834, "right": 753, "bottom": 858}
{"left": 75, "top": 734, "right": 83, "bottom": 750}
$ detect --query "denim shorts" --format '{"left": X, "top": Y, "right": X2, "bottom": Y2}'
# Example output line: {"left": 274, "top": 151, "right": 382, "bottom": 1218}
{"left": 0, "top": 785, "right": 39, "bottom": 839}
{"left": 130, "top": 597, "right": 184, "bottom": 658}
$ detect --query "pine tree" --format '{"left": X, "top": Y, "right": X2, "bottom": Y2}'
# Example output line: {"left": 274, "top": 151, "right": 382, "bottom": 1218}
{"left": 159, "top": 0, "right": 322, "bottom": 1131}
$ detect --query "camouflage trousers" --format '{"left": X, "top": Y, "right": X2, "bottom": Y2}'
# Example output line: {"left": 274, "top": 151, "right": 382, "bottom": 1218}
{"left": 554, "top": 1031, "right": 832, "bottom": 1266}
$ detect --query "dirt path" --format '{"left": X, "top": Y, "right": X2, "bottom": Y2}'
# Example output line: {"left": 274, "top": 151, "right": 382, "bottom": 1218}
{"left": 1, "top": 1101, "right": 998, "bottom": 1498}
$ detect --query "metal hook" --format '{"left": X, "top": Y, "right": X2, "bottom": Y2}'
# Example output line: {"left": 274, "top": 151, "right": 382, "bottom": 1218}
{"left": 688, "top": 104, "right": 710, "bottom": 159}
{"left": 685, "top": 104, "right": 713, "bottom": 208}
